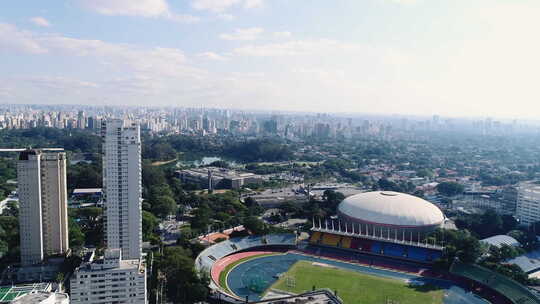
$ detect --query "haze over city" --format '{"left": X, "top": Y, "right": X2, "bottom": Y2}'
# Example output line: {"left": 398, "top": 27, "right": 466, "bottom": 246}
{"left": 2, "top": 0, "right": 540, "bottom": 118}
{"left": 4, "top": 3, "right": 540, "bottom": 304}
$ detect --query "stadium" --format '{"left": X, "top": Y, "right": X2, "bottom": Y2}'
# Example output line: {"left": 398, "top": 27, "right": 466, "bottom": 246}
{"left": 195, "top": 191, "right": 540, "bottom": 304}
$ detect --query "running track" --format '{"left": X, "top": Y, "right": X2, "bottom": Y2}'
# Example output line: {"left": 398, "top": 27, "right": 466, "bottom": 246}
{"left": 211, "top": 251, "right": 276, "bottom": 284}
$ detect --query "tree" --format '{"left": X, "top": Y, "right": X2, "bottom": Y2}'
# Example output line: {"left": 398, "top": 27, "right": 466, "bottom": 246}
{"left": 436, "top": 182, "right": 464, "bottom": 197}
{"left": 142, "top": 211, "right": 159, "bottom": 241}
{"left": 243, "top": 216, "right": 267, "bottom": 235}
{"left": 70, "top": 207, "right": 103, "bottom": 247}
{"left": 159, "top": 247, "right": 209, "bottom": 303}
{"left": 377, "top": 179, "right": 402, "bottom": 192}
{"left": 151, "top": 196, "right": 177, "bottom": 218}
{"left": 431, "top": 229, "right": 482, "bottom": 270}
{"left": 68, "top": 218, "right": 85, "bottom": 250}
{"left": 416, "top": 169, "right": 434, "bottom": 178}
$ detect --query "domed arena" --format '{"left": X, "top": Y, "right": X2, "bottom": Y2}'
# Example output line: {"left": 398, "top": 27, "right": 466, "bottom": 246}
{"left": 337, "top": 191, "right": 445, "bottom": 238}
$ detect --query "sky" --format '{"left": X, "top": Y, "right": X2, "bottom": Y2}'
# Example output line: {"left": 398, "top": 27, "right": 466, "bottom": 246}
{"left": 1, "top": 0, "right": 540, "bottom": 118}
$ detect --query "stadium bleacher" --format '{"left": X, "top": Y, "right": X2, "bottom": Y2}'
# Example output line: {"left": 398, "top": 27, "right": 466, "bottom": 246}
{"left": 340, "top": 236, "right": 352, "bottom": 248}
{"left": 321, "top": 233, "right": 341, "bottom": 246}
{"left": 195, "top": 233, "right": 297, "bottom": 274}
{"left": 310, "top": 233, "right": 442, "bottom": 263}
{"left": 265, "top": 233, "right": 297, "bottom": 245}
{"left": 382, "top": 243, "right": 405, "bottom": 258}
{"left": 371, "top": 241, "right": 382, "bottom": 254}
{"left": 450, "top": 261, "right": 540, "bottom": 304}
{"left": 309, "top": 232, "right": 322, "bottom": 244}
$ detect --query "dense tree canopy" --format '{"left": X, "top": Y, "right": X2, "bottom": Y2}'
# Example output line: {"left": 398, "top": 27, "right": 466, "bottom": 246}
{"left": 436, "top": 182, "right": 464, "bottom": 197}
{"left": 157, "top": 247, "right": 209, "bottom": 303}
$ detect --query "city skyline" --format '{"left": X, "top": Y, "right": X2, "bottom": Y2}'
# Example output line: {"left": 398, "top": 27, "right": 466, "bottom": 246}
{"left": 2, "top": 1, "right": 540, "bottom": 118}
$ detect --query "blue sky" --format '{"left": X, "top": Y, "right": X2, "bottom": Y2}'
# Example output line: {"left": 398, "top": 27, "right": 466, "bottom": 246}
{"left": 1, "top": 0, "right": 540, "bottom": 118}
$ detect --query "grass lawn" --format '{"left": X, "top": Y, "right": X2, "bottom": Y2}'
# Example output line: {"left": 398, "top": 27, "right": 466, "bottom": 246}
{"left": 269, "top": 261, "right": 444, "bottom": 304}
{"left": 218, "top": 253, "right": 279, "bottom": 294}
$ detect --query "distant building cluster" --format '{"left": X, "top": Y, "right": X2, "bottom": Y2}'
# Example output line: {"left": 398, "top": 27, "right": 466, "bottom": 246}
{"left": 1, "top": 104, "right": 536, "bottom": 138}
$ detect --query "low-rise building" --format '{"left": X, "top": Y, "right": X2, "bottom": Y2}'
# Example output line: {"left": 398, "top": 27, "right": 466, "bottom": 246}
{"left": 516, "top": 181, "right": 540, "bottom": 226}
{"left": 177, "top": 167, "right": 263, "bottom": 190}
{"left": 69, "top": 249, "right": 147, "bottom": 304}
{"left": 69, "top": 188, "right": 103, "bottom": 208}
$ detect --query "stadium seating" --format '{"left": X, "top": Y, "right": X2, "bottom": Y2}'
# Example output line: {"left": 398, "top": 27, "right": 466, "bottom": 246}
{"left": 355, "top": 239, "right": 373, "bottom": 252}
{"left": 309, "top": 232, "right": 322, "bottom": 244}
{"left": 321, "top": 233, "right": 341, "bottom": 246}
{"left": 266, "top": 233, "right": 297, "bottom": 245}
{"left": 309, "top": 233, "right": 443, "bottom": 264}
{"left": 340, "top": 236, "right": 352, "bottom": 248}
{"left": 195, "top": 233, "right": 297, "bottom": 274}
{"left": 450, "top": 261, "right": 540, "bottom": 304}
{"left": 350, "top": 238, "right": 360, "bottom": 250}
{"left": 406, "top": 247, "right": 427, "bottom": 261}
{"left": 383, "top": 243, "right": 405, "bottom": 258}
{"left": 371, "top": 241, "right": 382, "bottom": 254}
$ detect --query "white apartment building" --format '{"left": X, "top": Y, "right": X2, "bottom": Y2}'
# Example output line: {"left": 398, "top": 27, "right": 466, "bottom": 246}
{"left": 17, "top": 150, "right": 69, "bottom": 266}
{"left": 70, "top": 249, "right": 146, "bottom": 304}
{"left": 516, "top": 181, "right": 540, "bottom": 226}
{"left": 71, "top": 119, "right": 146, "bottom": 304}
{"left": 102, "top": 119, "right": 143, "bottom": 260}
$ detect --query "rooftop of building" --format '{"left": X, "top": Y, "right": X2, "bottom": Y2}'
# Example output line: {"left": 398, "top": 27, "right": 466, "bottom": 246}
{"left": 480, "top": 235, "right": 520, "bottom": 248}
{"left": 72, "top": 188, "right": 102, "bottom": 194}
{"left": 12, "top": 291, "right": 68, "bottom": 304}
{"left": 177, "top": 167, "right": 260, "bottom": 179}
{"left": 252, "top": 290, "right": 342, "bottom": 304}
{"left": 0, "top": 283, "right": 51, "bottom": 303}
{"left": 338, "top": 191, "right": 445, "bottom": 227}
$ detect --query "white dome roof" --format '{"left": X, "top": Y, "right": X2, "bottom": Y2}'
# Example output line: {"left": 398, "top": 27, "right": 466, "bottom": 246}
{"left": 338, "top": 191, "right": 444, "bottom": 227}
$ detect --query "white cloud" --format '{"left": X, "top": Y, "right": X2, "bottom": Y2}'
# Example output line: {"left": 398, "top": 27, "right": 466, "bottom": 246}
{"left": 197, "top": 51, "right": 228, "bottom": 61}
{"left": 78, "top": 0, "right": 200, "bottom": 23}
{"left": 273, "top": 31, "right": 291, "bottom": 39}
{"left": 381, "top": 0, "right": 420, "bottom": 5}
{"left": 191, "top": 0, "right": 263, "bottom": 12}
{"left": 192, "top": 0, "right": 241, "bottom": 12}
{"left": 0, "top": 23, "right": 47, "bottom": 54}
{"left": 233, "top": 39, "right": 367, "bottom": 57}
{"left": 217, "top": 13, "right": 235, "bottom": 21}
{"left": 244, "top": 0, "right": 263, "bottom": 9}
{"left": 30, "top": 17, "right": 51, "bottom": 27}
{"left": 79, "top": 0, "right": 169, "bottom": 17}
{"left": 220, "top": 27, "right": 264, "bottom": 41}
{"left": 165, "top": 13, "right": 201, "bottom": 23}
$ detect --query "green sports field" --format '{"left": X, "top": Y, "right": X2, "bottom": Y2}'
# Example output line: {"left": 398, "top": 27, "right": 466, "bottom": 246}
{"left": 269, "top": 261, "right": 444, "bottom": 304}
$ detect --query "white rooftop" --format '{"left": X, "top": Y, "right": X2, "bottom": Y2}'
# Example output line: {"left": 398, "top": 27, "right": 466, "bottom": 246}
{"left": 338, "top": 191, "right": 445, "bottom": 227}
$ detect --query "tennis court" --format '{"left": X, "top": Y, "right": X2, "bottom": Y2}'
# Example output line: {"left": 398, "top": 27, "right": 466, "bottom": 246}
{"left": 0, "top": 283, "right": 51, "bottom": 302}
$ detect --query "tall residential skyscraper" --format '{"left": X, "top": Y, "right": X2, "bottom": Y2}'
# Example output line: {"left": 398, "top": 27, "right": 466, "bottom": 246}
{"left": 70, "top": 119, "right": 146, "bottom": 304}
{"left": 102, "top": 118, "right": 142, "bottom": 260}
{"left": 17, "top": 150, "right": 69, "bottom": 266}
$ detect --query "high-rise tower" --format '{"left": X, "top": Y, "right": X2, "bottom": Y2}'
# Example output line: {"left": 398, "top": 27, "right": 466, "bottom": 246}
{"left": 17, "top": 150, "right": 69, "bottom": 266}
{"left": 70, "top": 119, "right": 146, "bottom": 304}
{"left": 102, "top": 119, "right": 142, "bottom": 259}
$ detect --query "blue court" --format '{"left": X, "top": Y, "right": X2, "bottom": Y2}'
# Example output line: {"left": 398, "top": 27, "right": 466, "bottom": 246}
{"left": 226, "top": 253, "right": 489, "bottom": 303}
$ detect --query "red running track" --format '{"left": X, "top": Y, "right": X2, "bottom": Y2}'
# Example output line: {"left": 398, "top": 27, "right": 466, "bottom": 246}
{"left": 211, "top": 251, "right": 276, "bottom": 284}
